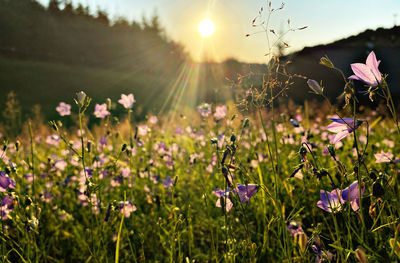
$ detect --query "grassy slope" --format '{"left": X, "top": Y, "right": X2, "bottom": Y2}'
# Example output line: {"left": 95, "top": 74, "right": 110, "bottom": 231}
{"left": 0, "top": 56, "right": 166, "bottom": 120}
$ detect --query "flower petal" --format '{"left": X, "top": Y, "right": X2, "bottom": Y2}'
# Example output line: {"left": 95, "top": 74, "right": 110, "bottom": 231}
{"left": 366, "top": 51, "right": 382, "bottom": 84}
{"left": 350, "top": 63, "right": 377, "bottom": 86}
{"left": 331, "top": 130, "right": 349, "bottom": 144}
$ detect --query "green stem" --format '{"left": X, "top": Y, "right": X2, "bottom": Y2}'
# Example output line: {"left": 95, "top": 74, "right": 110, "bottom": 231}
{"left": 115, "top": 192, "right": 126, "bottom": 263}
{"left": 384, "top": 83, "right": 400, "bottom": 135}
{"left": 258, "top": 108, "right": 278, "bottom": 199}
{"left": 28, "top": 121, "right": 35, "bottom": 204}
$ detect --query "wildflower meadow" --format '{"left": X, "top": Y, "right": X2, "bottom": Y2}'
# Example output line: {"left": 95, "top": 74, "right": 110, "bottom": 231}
{"left": 1, "top": 1, "right": 400, "bottom": 263}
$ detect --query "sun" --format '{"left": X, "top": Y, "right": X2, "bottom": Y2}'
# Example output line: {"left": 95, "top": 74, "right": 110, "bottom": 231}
{"left": 198, "top": 18, "right": 215, "bottom": 38}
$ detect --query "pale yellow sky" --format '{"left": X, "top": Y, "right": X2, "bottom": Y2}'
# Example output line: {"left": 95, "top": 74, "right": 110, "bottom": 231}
{"left": 38, "top": 0, "right": 400, "bottom": 63}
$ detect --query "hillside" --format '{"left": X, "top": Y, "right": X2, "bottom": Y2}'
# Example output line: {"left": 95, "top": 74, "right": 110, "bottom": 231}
{"left": 285, "top": 26, "right": 400, "bottom": 104}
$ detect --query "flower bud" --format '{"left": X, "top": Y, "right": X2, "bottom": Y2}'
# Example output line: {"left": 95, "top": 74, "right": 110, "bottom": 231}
{"left": 355, "top": 247, "right": 368, "bottom": 263}
{"left": 230, "top": 133, "right": 236, "bottom": 143}
{"left": 15, "top": 140, "right": 20, "bottom": 152}
{"left": 297, "top": 232, "right": 307, "bottom": 252}
{"left": 76, "top": 91, "right": 87, "bottom": 106}
{"left": 320, "top": 56, "right": 334, "bottom": 68}
{"left": 173, "top": 175, "right": 179, "bottom": 186}
{"left": 243, "top": 118, "right": 249, "bottom": 128}
{"left": 121, "top": 144, "right": 127, "bottom": 152}
{"left": 86, "top": 141, "right": 92, "bottom": 153}
{"left": 49, "top": 121, "right": 58, "bottom": 131}
{"left": 307, "top": 79, "right": 323, "bottom": 94}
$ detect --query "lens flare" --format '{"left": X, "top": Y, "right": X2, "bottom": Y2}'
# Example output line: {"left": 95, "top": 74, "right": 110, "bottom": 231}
{"left": 198, "top": 18, "right": 215, "bottom": 37}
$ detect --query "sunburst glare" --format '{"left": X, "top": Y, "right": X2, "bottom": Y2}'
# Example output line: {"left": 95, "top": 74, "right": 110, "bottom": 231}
{"left": 198, "top": 18, "right": 215, "bottom": 37}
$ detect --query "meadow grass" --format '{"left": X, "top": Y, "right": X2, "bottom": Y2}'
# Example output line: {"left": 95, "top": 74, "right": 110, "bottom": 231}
{"left": 0, "top": 83, "right": 399, "bottom": 262}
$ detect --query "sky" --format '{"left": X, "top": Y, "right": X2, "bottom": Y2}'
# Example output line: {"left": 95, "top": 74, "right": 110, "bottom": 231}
{"left": 37, "top": 0, "right": 400, "bottom": 63}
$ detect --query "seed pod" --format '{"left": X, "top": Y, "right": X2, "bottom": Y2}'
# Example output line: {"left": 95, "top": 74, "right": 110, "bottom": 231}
{"left": 355, "top": 248, "right": 368, "bottom": 263}
{"left": 320, "top": 56, "right": 335, "bottom": 68}
{"left": 242, "top": 118, "right": 249, "bottom": 128}
{"left": 121, "top": 144, "right": 127, "bottom": 152}
{"left": 230, "top": 133, "right": 236, "bottom": 143}
{"left": 76, "top": 91, "right": 87, "bottom": 107}
{"left": 86, "top": 141, "right": 92, "bottom": 153}
{"left": 15, "top": 141, "right": 20, "bottom": 152}
{"left": 173, "top": 175, "right": 179, "bottom": 187}
{"left": 104, "top": 204, "right": 112, "bottom": 222}
{"left": 307, "top": 79, "right": 323, "bottom": 94}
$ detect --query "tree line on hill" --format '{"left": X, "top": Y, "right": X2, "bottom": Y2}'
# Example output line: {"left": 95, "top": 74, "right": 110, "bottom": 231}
{"left": 0, "top": 0, "right": 187, "bottom": 75}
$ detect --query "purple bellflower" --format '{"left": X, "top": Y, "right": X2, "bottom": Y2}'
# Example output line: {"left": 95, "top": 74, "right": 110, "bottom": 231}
{"left": 56, "top": 102, "right": 71, "bottom": 116}
{"left": 0, "top": 172, "right": 16, "bottom": 192}
{"left": 317, "top": 188, "right": 344, "bottom": 213}
{"left": 287, "top": 221, "right": 305, "bottom": 237}
{"left": 214, "top": 105, "right": 227, "bottom": 120}
{"left": 233, "top": 184, "right": 258, "bottom": 203}
{"left": 94, "top": 103, "right": 110, "bottom": 119}
{"left": 374, "top": 151, "right": 399, "bottom": 164}
{"left": 349, "top": 51, "right": 382, "bottom": 86}
{"left": 118, "top": 94, "right": 135, "bottom": 109}
{"left": 341, "top": 181, "right": 365, "bottom": 212}
{"left": 162, "top": 176, "right": 173, "bottom": 189}
{"left": 213, "top": 188, "right": 233, "bottom": 212}
{"left": 317, "top": 181, "right": 365, "bottom": 213}
{"left": 326, "top": 117, "right": 361, "bottom": 144}
{"left": 197, "top": 103, "right": 212, "bottom": 117}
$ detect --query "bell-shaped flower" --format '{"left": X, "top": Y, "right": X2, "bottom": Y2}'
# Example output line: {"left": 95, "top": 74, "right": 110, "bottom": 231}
{"left": 118, "top": 94, "right": 135, "bottom": 109}
{"left": 326, "top": 117, "right": 360, "bottom": 144}
{"left": 94, "top": 103, "right": 110, "bottom": 118}
{"left": 213, "top": 188, "right": 233, "bottom": 212}
{"left": 0, "top": 172, "right": 16, "bottom": 192}
{"left": 341, "top": 181, "right": 365, "bottom": 211}
{"left": 233, "top": 184, "right": 258, "bottom": 203}
{"left": 374, "top": 151, "right": 399, "bottom": 164}
{"left": 317, "top": 188, "right": 344, "bottom": 213}
{"left": 349, "top": 51, "right": 382, "bottom": 86}
{"left": 56, "top": 102, "right": 71, "bottom": 116}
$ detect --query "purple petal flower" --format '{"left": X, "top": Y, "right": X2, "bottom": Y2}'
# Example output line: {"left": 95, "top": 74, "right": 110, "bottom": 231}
{"left": 56, "top": 102, "right": 71, "bottom": 116}
{"left": 341, "top": 181, "right": 365, "bottom": 211}
{"left": 374, "top": 151, "right": 394, "bottom": 163}
{"left": 118, "top": 94, "right": 135, "bottom": 109}
{"left": 213, "top": 188, "right": 230, "bottom": 197}
{"left": 99, "top": 136, "right": 108, "bottom": 146}
{"left": 233, "top": 184, "right": 258, "bottom": 203}
{"left": 348, "top": 51, "right": 382, "bottom": 86}
{"left": 326, "top": 117, "right": 360, "bottom": 144}
{"left": 121, "top": 167, "right": 130, "bottom": 178}
{"left": 162, "top": 176, "right": 173, "bottom": 189}
{"left": 312, "top": 241, "right": 334, "bottom": 263}
{"left": 1, "top": 195, "right": 13, "bottom": 209}
{"left": 197, "top": 103, "right": 212, "bottom": 117}
{"left": 93, "top": 103, "right": 110, "bottom": 119}
{"left": 216, "top": 196, "right": 233, "bottom": 212}
{"left": 317, "top": 189, "right": 344, "bottom": 213}
{"left": 0, "top": 172, "right": 14, "bottom": 192}
{"left": 213, "top": 188, "right": 233, "bottom": 212}
{"left": 287, "top": 221, "right": 305, "bottom": 237}
{"left": 0, "top": 175, "right": 10, "bottom": 192}
{"left": 214, "top": 105, "right": 227, "bottom": 120}
{"left": 119, "top": 200, "right": 137, "bottom": 218}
